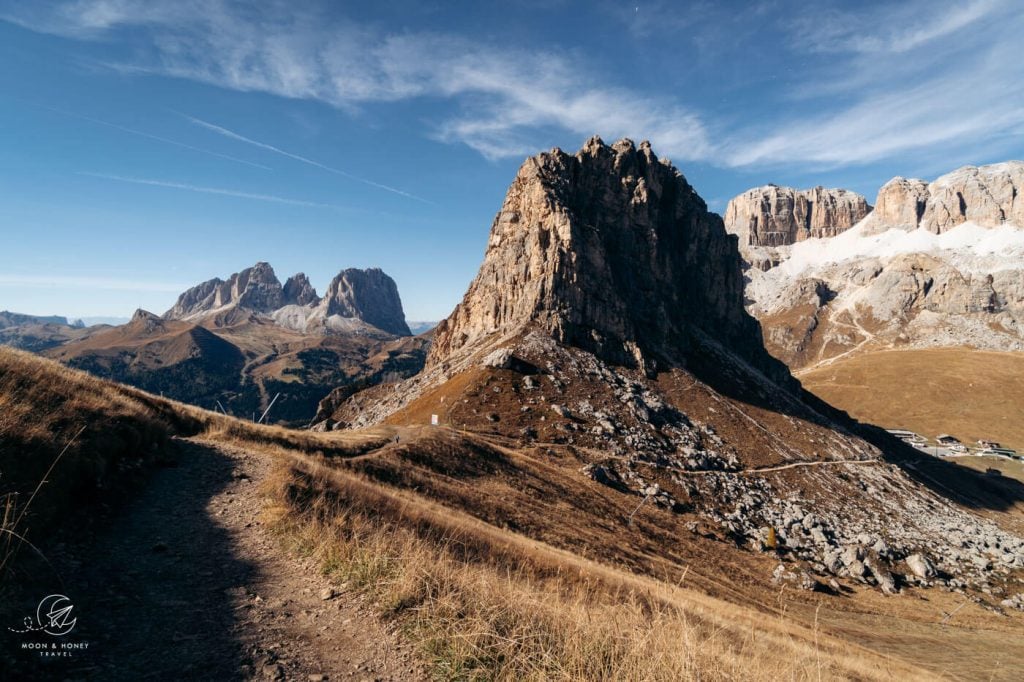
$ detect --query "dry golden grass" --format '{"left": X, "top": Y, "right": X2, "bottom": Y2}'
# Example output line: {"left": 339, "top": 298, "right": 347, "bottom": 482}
{"left": 0, "top": 346, "right": 206, "bottom": 577}
{"left": 259, "top": 453, "right": 927, "bottom": 681}
{"left": 948, "top": 454, "right": 1024, "bottom": 484}
{"left": 2, "top": 347, "right": 1008, "bottom": 679}
{"left": 799, "top": 348, "right": 1024, "bottom": 452}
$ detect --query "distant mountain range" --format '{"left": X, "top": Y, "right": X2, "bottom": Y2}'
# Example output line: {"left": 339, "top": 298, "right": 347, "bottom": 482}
{"left": 0, "top": 264, "right": 430, "bottom": 424}
{"left": 724, "top": 160, "right": 1024, "bottom": 449}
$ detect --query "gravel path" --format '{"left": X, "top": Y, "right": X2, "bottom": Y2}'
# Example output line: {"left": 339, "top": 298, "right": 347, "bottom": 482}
{"left": 8, "top": 437, "right": 427, "bottom": 681}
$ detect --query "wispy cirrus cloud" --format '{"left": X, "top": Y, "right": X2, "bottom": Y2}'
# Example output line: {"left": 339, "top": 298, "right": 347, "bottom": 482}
{"left": 798, "top": 0, "right": 1000, "bottom": 55}
{"left": 0, "top": 1, "right": 712, "bottom": 163}
{"left": 181, "top": 114, "right": 430, "bottom": 203}
{"left": 3, "top": 0, "right": 1023, "bottom": 173}
{"left": 80, "top": 172, "right": 350, "bottom": 210}
{"left": 723, "top": 0, "right": 1023, "bottom": 169}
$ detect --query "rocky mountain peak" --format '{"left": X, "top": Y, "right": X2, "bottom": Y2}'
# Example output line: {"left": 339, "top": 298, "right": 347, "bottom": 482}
{"left": 427, "top": 136, "right": 790, "bottom": 385}
{"left": 127, "top": 308, "right": 166, "bottom": 334}
{"left": 283, "top": 273, "right": 319, "bottom": 307}
{"left": 320, "top": 268, "right": 411, "bottom": 336}
{"left": 920, "top": 161, "right": 1024, "bottom": 233}
{"left": 864, "top": 161, "right": 1024, "bottom": 234}
{"left": 723, "top": 185, "right": 872, "bottom": 256}
{"left": 230, "top": 261, "right": 285, "bottom": 312}
{"left": 871, "top": 177, "right": 930, "bottom": 230}
{"left": 164, "top": 261, "right": 285, "bottom": 320}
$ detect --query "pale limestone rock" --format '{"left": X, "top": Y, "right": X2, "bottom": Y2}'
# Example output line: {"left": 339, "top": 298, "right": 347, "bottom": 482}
{"left": 870, "top": 177, "right": 929, "bottom": 231}
{"left": 723, "top": 185, "right": 870, "bottom": 269}
{"left": 922, "top": 162, "right": 1024, "bottom": 233}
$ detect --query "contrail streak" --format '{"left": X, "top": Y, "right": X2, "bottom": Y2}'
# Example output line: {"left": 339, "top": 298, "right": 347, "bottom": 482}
{"left": 35, "top": 104, "right": 272, "bottom": 170}
{"left": 183, "top": 114, "right": 432, "bottom": 204}
{"left": 80, "top": 172, "right": 350, "bottom": 210}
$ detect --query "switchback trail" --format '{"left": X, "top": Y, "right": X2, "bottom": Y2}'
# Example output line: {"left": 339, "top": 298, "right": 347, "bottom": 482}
{"left": 11, "top": 436, "right": 426, "bottom": 681}
{"left": 454, "top": 428, "right": 882, "bottom": 477}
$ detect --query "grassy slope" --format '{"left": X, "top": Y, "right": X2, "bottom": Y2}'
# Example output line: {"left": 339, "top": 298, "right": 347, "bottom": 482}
{"left": 4, "top": 347, "right": 1019, "bottom": 679}
{"left": 799, "top": 348, "right": 1024, "bottom": 452}
{"left": 0, "top": 347, "right": 203, "bottom": 545}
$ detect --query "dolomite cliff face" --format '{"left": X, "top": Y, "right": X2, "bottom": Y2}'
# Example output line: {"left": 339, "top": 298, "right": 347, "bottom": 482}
{"left": 428, "top": 136, "right": 790, "bottom": 386}
{"left": 164, "top": 263, "right": 411, "bottom": 337}
{"left": 164, "top": 262, "right": 287, "bottom": 319}
{"left": 319, "top": 140, "right": 1024, "bottom": 607}
{"left": 723, "top": 186, "right": 871, "bottom": 269}
{"left": 283, "top": 273, "right": 320, "bottom": 307}
{"left": 920, "top": 162, "right": 1024, "bottom": 233}
{"left": 739, "top": 161, "right": 1024, "bottom": 369}
{"left": 865, "top": 161, "right": 1024, "bottom": 233}
{"left": 319, "top": 268, "right": 411, "bottom": 337}
{"left": 870, "top": 177, "right": 930, "bottom": 230}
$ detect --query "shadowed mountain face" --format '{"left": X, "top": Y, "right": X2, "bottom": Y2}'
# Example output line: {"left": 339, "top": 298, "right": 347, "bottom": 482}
{"left": 44, "top": 309, "right": 429, "bottom": 425}
{"left": 165, "top": 261, "right": 286, "bottom": 318}
{"left": 321, "top": 268, "right": 412, "bottom": 337}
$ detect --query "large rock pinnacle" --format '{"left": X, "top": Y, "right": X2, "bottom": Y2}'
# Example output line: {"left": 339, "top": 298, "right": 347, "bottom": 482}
{"left": 428, "top": 136, "right": 790, "bottom": 386}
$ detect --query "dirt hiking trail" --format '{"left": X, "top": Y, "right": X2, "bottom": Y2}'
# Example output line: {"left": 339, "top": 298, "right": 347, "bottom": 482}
{"left": 10, "top": 436, "right": 427, "bottom": 681}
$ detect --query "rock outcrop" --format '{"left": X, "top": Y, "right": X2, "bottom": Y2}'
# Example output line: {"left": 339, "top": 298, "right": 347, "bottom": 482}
{"left": 429, "top": 136, "right": 790, "bottom": 385}
{"left": 921, "top": 162, "right": 1024, "bottom": 233}
{"left": 870, "top": 177, "right": 929, "bottom": 230}
{"left": 737, "top": 160, "right": 1024, "bottom": 368}
{"left": 323, "top": 138, "right": 1024, "bottom": 603}
{"left": 164, "top": 262, "right": 285, "bottom": 319}
{"left": 319, "top": 268, "right": 411, "bottom": 337}
{"left": 863, "top": 161, "right": 1024, "bottom": 233}
{"left": 283, "top": 273, "right": 320, "bottom": 307}
{"left": 723, "top": 185, "right": 871, "bottom": 269}
{"left": 164, "top": 263, "right": 411, "bottom": 337}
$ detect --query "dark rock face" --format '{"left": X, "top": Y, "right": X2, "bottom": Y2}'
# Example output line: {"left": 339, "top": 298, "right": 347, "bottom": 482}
{"left": 229, "top": 262, "right": 285, "bottom": 312}
{"left": 428, "top": 136, "right": 792, "bottom": 386}
{"left": 320, "top": 268, "right": 411, "bottom": 336}
{"left": 283, "top": 273, "right": 320, "bottom": 307}
{"left": 164, "top": 262, "right": 284, "bottom": 319}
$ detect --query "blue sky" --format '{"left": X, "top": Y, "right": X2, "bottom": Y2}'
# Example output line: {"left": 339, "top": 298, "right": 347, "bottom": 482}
{"left": 1, "top": 0, "right": 1022, "bottom": 321}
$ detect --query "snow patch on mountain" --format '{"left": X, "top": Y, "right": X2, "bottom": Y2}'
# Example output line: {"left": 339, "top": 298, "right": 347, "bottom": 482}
{"left": 774, "top": 221, "right": 1024, "bottom": 278}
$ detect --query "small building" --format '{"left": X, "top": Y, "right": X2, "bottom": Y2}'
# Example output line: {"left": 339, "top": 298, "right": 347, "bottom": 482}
{"left": 887, "top": 429, "right": 923, "bottom": 442}
{"left": 978, "top": 439, "right": 1001, "bottom": 449}
{"left": 936, "top": 434, "right": 961, "bottom": 446}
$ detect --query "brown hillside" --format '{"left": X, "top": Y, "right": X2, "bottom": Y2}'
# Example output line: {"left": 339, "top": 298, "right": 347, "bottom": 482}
{"left": 800, "top": 348, "right": 1024, "bottom": 452}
